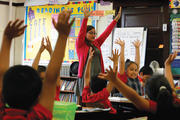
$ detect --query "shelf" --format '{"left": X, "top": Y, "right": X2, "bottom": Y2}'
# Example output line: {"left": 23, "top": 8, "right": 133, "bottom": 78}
{"left": 60, "top": 76, "right": 78, "bottom": 79}
{"left": 60, "top": 90, "right": 74, "bottom": 93}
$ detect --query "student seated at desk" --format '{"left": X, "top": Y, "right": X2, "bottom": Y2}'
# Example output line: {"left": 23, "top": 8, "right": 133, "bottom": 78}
{"left": 99, "top": 51, "right": 180, "bottom": 120}
{"left": 82, "top": 48, "right": 120, "bottom": 114}
{"left": 0, "top": 10, "right": 75, "bottom": 119}
{"left": 138, "top": 66, "right": 153, "bottom": 95}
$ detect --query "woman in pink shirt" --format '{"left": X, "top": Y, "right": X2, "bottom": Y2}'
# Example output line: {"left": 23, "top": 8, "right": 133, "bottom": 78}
{"left": 75, "top": 7, "right": 122, "bottom": 97}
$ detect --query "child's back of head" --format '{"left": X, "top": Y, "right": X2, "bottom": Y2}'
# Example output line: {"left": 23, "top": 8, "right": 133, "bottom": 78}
{"left": 2, "top": 65, "right": 42, "bottom": 110}
{"left": 90, "top": 75, "right": 107, "bottom": 93}
{"left": 145, "top": 75, "right": 172, "bottom": 101}
{"left": 139, "top": 66, "right": 153, "bottom": 76}
{"left": 145, "top": 75, "right": 179, "bottom": 119}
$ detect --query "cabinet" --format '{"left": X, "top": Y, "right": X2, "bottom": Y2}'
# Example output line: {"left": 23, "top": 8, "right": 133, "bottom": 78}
{"left": 59, "top": 76, "right": 78, "bottom": 103}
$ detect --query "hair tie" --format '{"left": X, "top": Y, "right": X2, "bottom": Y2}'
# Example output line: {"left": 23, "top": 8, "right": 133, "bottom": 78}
{"left": 159, "top": 86, "right": 167, "bottom": 91}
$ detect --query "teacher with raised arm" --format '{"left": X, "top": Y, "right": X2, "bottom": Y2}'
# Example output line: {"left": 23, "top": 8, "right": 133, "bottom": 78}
{"left": 75, "top": 7, "right": 122, "bottom": 101}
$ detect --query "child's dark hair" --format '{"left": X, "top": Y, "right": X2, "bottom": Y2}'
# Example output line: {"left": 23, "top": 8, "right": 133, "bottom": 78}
{"left": 139, "top": 66, "right": 153, "bottom": 75}
{"left": 125, "top": 59, "right": 138, "bottom": 71}
{"left": 37, "top": 65, "right": 46, "bottom": 74}
{"left": 90, "top": 75, "right": 107, "bottom": 93}
{"left": 145, "top": 75, "right": 180, "bottom": 119}
{"left": 2, "top": 65, "right": 42, "bottom": 110}
{"left": 85, "top": 25, "right": 95, "bottom": 46}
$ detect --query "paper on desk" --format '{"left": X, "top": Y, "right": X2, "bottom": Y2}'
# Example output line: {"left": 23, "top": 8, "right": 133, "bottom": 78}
{"left": 82, "top": 108, "right": 111, "bottom": 112}
{"left": 108, "top": 97, "right": 129, "bottom": 102}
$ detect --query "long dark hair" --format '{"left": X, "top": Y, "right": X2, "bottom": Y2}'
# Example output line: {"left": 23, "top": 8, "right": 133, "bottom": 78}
{"left": 85, "top": 25, "right": 95, "bottom": 47}
{"left": 145, "top": 75, "right": 180, "bottom": 119}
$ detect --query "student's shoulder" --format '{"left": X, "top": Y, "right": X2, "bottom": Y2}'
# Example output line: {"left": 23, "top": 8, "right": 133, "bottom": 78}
{"left": 29, "top": 104, "right": 53, "bottom": 119}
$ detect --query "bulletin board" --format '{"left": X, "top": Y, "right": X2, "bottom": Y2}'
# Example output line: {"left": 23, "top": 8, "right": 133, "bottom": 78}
{"left": 113, "top": 27, "right": 147, "bottom": 69}
{"left": 23, "top": 1, "right": 97, "bottom": 66}
{"left": 170, "top": 10, "right": 180, "bottom": 75}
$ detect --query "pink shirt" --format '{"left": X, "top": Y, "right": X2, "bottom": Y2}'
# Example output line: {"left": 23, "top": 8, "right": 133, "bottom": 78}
{"left": 76, "top": 18, "right": 117, "bottom": 78}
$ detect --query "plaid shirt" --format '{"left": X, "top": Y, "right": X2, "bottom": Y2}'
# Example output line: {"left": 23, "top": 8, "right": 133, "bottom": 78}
{"left": 117, "top": 72, "right": 142, "bottom": 95}
{"left": 127, "top": 78, "right": 142, "bottom": 95}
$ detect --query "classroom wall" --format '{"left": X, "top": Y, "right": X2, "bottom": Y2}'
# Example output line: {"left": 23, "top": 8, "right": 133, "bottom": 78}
{"left": 0, "top": 4, "right": 16, "bottom": 66}
{"left": 14, "top": 6, "right": 25, "bottom": 65}
{"left": 0, "top": 2, "right": 113, "bottom": 67}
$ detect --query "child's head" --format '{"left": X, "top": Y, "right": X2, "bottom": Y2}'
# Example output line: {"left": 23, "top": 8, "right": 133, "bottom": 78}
{"left": 2, "top": 65, "right": 42, "bottom": 110}
{"left": 37, "top": 65, "right": 46, "bottom": 80}
{"left": 145, "top": 75, "right": 172, "bottom": 101}
{"left": 145, "top": 75, "right": 177, "bottom": 119}
{"left": 90, "top": 75, "right": 107, "bottom": 93}
{"left": 139, "top": 66, "right": 153, "bottom": 83}
{"left": 125, "top": 59, "right": 138, "bottom": 79}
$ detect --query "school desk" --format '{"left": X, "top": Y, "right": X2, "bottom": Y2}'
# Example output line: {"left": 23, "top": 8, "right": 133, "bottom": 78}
{"left": 75, "top": 99, "right": 148, "bottom": 120}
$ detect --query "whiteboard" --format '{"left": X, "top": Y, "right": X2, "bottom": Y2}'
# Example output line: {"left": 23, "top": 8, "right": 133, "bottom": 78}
{"left": 113, "top": 27, "right": 147, "bottom": 69}
{"left": 100, "top": 15, "right": 114, "bottom": 70}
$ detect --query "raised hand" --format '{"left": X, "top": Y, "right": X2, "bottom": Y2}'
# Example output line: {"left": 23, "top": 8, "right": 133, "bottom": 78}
{"left": 45, "top": 36, "right": 52, "bottom": 55}
{"left": 165, "top": 51, "right": 177, "bottom": 66}
{"left": 115, "top": 38, "right": 125, "bottom": 47}
{"left": 114, "top": 6, "right": 122, "bottom": 22}
{"left": 83, "top": 8, "right": 93, "bottom": 19}
{"left": 4, "top": 19, "right": 27, "bottom": 40}
{"left": 98, "top": 66, "right": 118, "bottom": 82}
{"left": 52, "top": 10, "right": 75, "bottom": 36}
{"left": 132, "top": 40, "right": 141, "bottom": 48}
{"left": 108, "top": 49, "right": 120, "bottom": 64}
{"left": 39, "top": 37, "right": 46, "bottom": 53}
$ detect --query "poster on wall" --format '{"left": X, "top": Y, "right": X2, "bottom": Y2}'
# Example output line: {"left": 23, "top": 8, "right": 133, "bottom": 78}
{"left": 170, "top": 12, "right": 180, "bottom": 75}
{"left": 170, "top": 0, "right": 180, "bottom": 8}
{"left": 24, "top": 1, "right": 96, "bottom": 66}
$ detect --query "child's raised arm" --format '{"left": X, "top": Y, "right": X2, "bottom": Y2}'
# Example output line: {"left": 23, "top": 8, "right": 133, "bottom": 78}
{"left": 133, "top": 40, "right": 141, "bottom": 71}
{"left": 84, "top": 47, "right": 94, "bottom": 87}
{"left": 115, "top": 38, "right": 125, "bottom": 75}
{"left": 105, "top": 49, "right": 120, "bottom": 93}
{"left": 38, "top": 10, "right": 75, "bottom": 112}
{"left": 0, "top": 19, "right": 26, "bottom": 95}
{"left": 32, "top": 38, "right": 45, "bottom": 70}
{"left": 165, "top": 51, "right": 177, "bottom": 90}
{"left": 100, "top": 66, "right": 150, "bottom": 112}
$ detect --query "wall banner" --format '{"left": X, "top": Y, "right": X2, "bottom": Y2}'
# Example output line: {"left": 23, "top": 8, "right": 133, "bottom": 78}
{"left": 25, "top": 0, "right": 69, "bottom": 6}
{"left": 24, "top": 1, "right": 96, "bottom": 66}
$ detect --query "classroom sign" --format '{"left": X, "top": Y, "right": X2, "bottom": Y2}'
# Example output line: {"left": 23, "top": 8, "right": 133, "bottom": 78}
{"left": 170, "top": 0, "right": 180, "bottom": 8}
{"left": 24, "top": 1, "right": 96, "bottom": 66}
